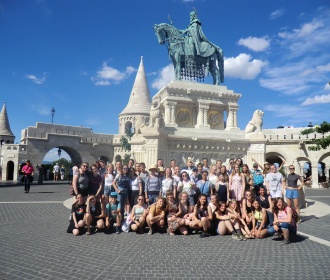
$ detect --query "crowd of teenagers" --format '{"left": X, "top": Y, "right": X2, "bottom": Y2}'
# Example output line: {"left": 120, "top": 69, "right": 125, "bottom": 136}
{"left": 67, "top": 157, "right": 303, "bottom": 245}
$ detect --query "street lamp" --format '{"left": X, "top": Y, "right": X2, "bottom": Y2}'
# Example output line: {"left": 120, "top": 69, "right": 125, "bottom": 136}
{"left": 51, "top": 107, "right": 55, "bottom": 124}
{"left": 58, "top": 148, "right": 62, "bottom": 157}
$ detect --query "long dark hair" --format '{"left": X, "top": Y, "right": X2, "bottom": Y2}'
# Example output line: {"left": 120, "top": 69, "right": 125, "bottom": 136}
{"left": 215, "top": 201, "right": 227, "bottom": 214}
{"left": 274, "top": 197, "right": 286, "bottom": 215}
{"left": 196, "top": 194, "right": 208, "bottom": 211}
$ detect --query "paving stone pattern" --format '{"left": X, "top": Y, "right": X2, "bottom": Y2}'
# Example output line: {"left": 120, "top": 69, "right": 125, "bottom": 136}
{"left": 0, "top": 183, "right": 330, "bottom": 279}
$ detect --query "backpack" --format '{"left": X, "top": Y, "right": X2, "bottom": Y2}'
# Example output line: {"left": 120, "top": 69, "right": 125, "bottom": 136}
{"left": 285, "top": 206, "right": 299, "bottom": 227}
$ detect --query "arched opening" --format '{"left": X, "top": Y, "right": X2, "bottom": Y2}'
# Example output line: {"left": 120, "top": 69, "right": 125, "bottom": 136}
{"left": 265, "top": 152, "right": 285, "bottom": 174}
{"left": 99, "top": 156, "right": 110, "bottom": 164}
{"left": 6, "top": 161, "right": 14, "bottom": 180}
{"left": 125, "top": 121, "right": 133, "bottom": 134}
{"left": 42, "top": 146, "right": 82, "bottom": 182}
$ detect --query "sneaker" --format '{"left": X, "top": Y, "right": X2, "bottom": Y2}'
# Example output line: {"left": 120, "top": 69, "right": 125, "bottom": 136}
{"left": 281, "top": 239, "right": 290, "bottom": 245}
{"left": 199, "top": 231, "right": 209, "bottom": 238}
{"left": 148, "top": 229, "right": 153, "bottom": 235}
{"left": 241, "top": 234, "right": 247, "bottom": 241}
{"left": 232, "top": 233, "right": 242, "bottom": 241}
{"left": 116, "top": 226, "right": 121, "bottom": 234}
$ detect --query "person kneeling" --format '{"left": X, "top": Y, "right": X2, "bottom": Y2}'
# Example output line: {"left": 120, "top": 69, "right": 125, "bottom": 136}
{"left": 105, "top": 193, "right": 122, "bottom": 234}
{"left": 85, "top": 195, "right": 105, "bottom": 234}
{"left": 146, "top": 196, "right": 166, "bottom": 235}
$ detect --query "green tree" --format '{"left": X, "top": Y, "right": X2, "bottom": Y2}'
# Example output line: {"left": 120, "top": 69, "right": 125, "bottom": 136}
{"left": 301, "top": 121, "right": 330, "bottom": 151}
{"left": 51, "top": 158, "right": 72, "bottom": 179}
{"left": 120, "top": 128, "right": 134, "bottom": 165}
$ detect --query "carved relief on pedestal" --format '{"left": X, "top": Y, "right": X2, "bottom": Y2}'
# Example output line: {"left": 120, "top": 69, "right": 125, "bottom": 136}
{"left": 176, "top": 108, "right": 192, "bottom": 127}
{"left": 207, "top": 110, "right": 223, "bottom": 129}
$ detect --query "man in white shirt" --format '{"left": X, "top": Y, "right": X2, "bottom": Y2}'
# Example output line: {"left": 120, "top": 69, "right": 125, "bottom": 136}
{"left": 265, "top": 165, "right": 284, "bottom": 200}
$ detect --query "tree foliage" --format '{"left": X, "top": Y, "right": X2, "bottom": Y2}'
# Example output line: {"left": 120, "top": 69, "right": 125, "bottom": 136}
{"left": 301, "top": 121, "right": 330, "bottom": 151}
{"left": 119, "top": 128, "right": 134, "bottom": 165}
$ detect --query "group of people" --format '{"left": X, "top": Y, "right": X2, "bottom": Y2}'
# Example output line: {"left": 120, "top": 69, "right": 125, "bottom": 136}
{"left": 67, "top": 157, "right": 303, "bottom": 245}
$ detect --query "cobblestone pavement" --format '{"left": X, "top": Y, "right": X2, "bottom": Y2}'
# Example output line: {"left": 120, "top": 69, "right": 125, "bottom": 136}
{"left": 0, "top": 182, "right": 330, "bottom": 280}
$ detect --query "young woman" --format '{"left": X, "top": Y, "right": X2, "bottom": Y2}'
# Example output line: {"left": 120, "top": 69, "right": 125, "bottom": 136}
{"left": 177, "top": 191, "right": 192, "bottom": 221}
{"left": 72, "top": 162, "right": 89, "bottom": 202}
{"left": 88, "top": 164, "right": 103, "bottom": 201}
{"left": 190, "top": 194, "right": 211, "bottom": 238}
{"left": 208, "top": 165, "right": 219, "bottom": 187}
{"left": 227, "top": 199, "right": 253, "bottom": 240}
{"left": 129, "top": 168, "right": 143, "bottom": 209}
{"left": 166, "top": 191, "right": 188, "bottom": 235}
{"left": 112, "top": 165, "right": 131, "bottom": 217}
{"left": 268, "top": 198, "right": 297, "bottom": 245}
{"left": 241, "top": 190, "right": 254, "bottom": 228}
{"left": 215, "top": 174, "right": 228, "bottom": 204}
{"left": 177, "top": 171, "right": 196, "bottom": 212}
{"left": 103, "top": 163, "right": 115, "bottom": 204}
{"left": 214, "top": 201, "right": 241, "bottom": 239}
{"left": 105, "top": 193, "right": 122, "bottom": 234}
{"left": 251, "top": 199, "right": 269, "bottom": 239}
{"left": 219, "top": 165, "right": 229, "bottom": 183}
{"left": 242, "top": 164, "right": 253, "bottom": 192}
{"left": 85, "top": 195, "right": 105, "bottom": 234}
{"left": 67, "top": 194, "right": 87, "bottom": 236}
{"left": 130, "top": 195, "right": 148, "bottom": 233}
{"left": 160, "top": 167, "right": 177, "bottom": 198}
{"left": 236, "top": 158, "right": 243, "bottom": 171}
{"left": 228, "top": 164, "right": 245, "bottom": 203}
{"left": 256, "top": 187, "right": 274, "bottom": 226}
{"left": 146, "top": 196, "right": 166, "bottom": 235}
{"left": 145, "top": 165, "right": 161, "bottom": 206}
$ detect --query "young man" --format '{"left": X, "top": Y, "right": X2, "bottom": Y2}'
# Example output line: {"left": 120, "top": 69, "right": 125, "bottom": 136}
{"left": 284, "top": 165, "right": 304, "bottom": 218}
{"left": 196, "top": 171, "right": 214, "bottom": 203}
{"left": 53, "top": 162, "right": 60, "bottom": 181}
{"left": 181, "top": 158, "right": 194, "bottom": 177}
{"left": 202, "top": 158, "right": 210, "bottom": 172}
{"left": 251, "top": 163, "right": 264, "bottom": 195}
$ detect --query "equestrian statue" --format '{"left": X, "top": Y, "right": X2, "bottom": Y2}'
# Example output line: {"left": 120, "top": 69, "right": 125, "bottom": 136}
{"left": 154, "top": 10, "right": 224, "bottom": 85}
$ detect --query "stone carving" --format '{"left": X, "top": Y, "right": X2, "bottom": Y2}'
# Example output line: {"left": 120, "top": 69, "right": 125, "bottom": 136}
{"left": 134, "top": 115, "right": 146, "bottom": 136}
{"left": 149, "top": 99, "right": 163, "bottom": 128}
{"left": 176, "top": 108, "right": 192, "bottom": 126}
{"left": 245, "top": 110, "right": 264, "bottom": 134}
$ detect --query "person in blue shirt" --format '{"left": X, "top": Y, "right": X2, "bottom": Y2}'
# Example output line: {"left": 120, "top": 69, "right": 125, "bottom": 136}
{"left": 196, "top": 171, "right": 214, "bottom": 203}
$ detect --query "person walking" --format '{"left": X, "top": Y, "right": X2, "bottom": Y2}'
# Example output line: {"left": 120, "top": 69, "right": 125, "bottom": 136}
{"left": 22, "top": 160, "right": 34, "bottom": 193}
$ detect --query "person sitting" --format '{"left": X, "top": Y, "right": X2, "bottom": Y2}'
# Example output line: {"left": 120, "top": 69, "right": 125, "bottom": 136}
{"left": 67, "top": 193, "right": 87, "bottom": 236}
{"left": 166, "top": 191, "right": 188, "bottom": 236}
{"left": 130, "top": 195, "right": 148, "bottom": 234}
{"left": 214, "top": 201, "right": 242, "bottom": 240}
{"left": 241, "top": 190, "right": 254, "bottom": 229}
{"left": 146, "top": 196, "right": 166, "bottom": 235}
{"left": 190, "top": 194, "right": 211, "bottom": 238}
{"left": 85, "top": 195, "right": 105, "bottom": 234}
{"left": 105, "top": 193, "right": 122, "bottom": 234}
{"left": 251, "top": 199, "right": 269, "bottom": 239}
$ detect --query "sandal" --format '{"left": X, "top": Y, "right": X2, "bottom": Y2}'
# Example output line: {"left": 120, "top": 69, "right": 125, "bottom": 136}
{"left": 86, "top": 231, "right": 91, "bottom": 235}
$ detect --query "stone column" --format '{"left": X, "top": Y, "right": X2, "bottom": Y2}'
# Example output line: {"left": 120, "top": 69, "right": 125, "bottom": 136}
{"left": 226, "top": 108, "right": 234, "bottom": 129}
{"left": 196, "top": 107, "right": 204, "bottom": 127}
{"left": 195, "top": 102, "right": 209, "bottom": 128}
{"left": 311, "top": 163, "right": 320, "bottom": 188}
{"left": 170, "top": 102, "right": 177, "bottom": 125}
{"left": 164, "top": 102, "right": 171, "bottom": 125}
{"left": 233, "top": 109, "right": 238, "bottom": 128}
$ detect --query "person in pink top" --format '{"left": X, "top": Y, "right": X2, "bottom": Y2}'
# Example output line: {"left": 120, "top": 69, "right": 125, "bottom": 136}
{"left": 228, "top": 164, "right": 245, "bottom": 203}
{"left": 22, "top": 160, "right": 34, "bottom": 193}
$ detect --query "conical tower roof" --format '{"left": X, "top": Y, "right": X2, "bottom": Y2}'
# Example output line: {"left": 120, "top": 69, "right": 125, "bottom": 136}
{"left": 0, "top": 102, "right": 14, "bottom": 137}
{"left": 120, "top": 56, "right": 151, "bottom": 116}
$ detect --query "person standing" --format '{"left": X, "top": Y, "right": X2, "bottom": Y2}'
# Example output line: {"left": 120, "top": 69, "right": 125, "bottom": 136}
{"left": 60, "top": 165, "right": 66, "bottom": 181}
{"left": 284, "top": 165, "right": 304, "bottom": 219}
{"left": 265, "top": 165, "right": 284, "bottom": 201}
{"left": 22, "top": 160, "right": 34, "bottom": 193}
{"left": 53, "top": 163, "right": 60, "bottom": 181}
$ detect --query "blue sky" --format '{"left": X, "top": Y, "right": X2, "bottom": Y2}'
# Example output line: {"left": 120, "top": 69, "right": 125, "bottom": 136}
{"left": 1, "top": 0, "right": 329, "bottom": 162}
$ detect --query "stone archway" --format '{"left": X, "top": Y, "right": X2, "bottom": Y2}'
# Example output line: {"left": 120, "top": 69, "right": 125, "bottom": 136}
{"left": 265, "top": 152, "right": 285, "bottom": 166}
{"left": 6, "top": 161, "right": 14, "bottom": 180}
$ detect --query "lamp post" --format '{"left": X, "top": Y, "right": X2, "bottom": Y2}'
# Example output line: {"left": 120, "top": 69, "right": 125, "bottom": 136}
{"left": 51, "top": 107, "right": 55, "bottom": 124}
{"left": 58, "top": 148, "right": 62, "bottom": 157}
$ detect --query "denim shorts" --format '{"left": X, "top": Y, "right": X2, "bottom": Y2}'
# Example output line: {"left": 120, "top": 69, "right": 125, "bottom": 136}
{"left": 286, "top": 189, "right": 299, "bottom": 199}
{"left": 104, "top": 185, "right": 111, "bottom": 196}
{"left": 188, "top": 195, "right": 195, "bottom": 206}
{"left": 267, "top": 222, "right": 296, "bottom": 235}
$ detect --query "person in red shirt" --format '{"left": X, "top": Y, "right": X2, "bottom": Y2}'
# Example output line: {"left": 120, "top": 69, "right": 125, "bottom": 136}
{"left": 22, "top": 160, "right": 34, "bottom": 193}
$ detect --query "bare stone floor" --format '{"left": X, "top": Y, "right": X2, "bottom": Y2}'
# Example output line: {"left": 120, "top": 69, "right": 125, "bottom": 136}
{"left": 0, "top": 182, "right": 330, "bottom": 280}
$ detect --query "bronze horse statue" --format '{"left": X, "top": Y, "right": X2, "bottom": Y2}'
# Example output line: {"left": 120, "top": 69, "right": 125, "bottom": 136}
{"left": 154, "top": 23, "right": 224, "bottom": 85}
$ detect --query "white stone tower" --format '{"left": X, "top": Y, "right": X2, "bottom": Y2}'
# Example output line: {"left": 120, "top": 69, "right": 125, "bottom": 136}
{"left": 119, "top": 56, "right": 151, "bottom": 135}
{"left": 0, "top": 102, "right": 15, "bottom": 145}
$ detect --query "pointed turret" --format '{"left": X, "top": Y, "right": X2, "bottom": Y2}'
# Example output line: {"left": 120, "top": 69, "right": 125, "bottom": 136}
{"left": 0, "top": 102, "right": 15, "bottom": 144}
{"left": 120, "top": 56, "right": 151, "bottom": 116}
{"left": 118, "top": 57, "right": 152, "bottom": 135}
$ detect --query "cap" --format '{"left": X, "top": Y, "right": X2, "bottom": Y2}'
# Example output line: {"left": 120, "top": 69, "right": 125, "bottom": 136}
{"left": 110, "top": 192, "right": 117, "bottom": 198}
{"left": 264, "top": 162, "right": 270, "bottom": 165}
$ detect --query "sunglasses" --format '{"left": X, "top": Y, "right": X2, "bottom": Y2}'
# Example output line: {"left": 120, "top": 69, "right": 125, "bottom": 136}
{"left": 289, "top": 168, "right": 295, "bottom": 170}
{"left": 123, "top": 168, "right": 128, "bottom": 170}
{"left": 138, "top": 198, "right": 144, "bottom": 201}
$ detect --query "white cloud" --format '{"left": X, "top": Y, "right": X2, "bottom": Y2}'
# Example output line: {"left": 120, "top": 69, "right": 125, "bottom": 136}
{"left": 151, "top": 64, "right": 175, "bottom": 90}
{"left": 92, "top": 62, "right": 136, "bottom": 86}
{"left": 224, "top": 53, "right": 267, "bottom": 80}
{"left": 316, "top": 63, "right": 330, "bottom": 72}
{"left": 269, "top": 9, "right": 285, "bottom": 20}
{"left": 237, "top": 36, "right": 270, "bottom": 52}
{"left": 301, "top": 94, "right": 330, "bottom": 106}
{"left": 25, "top": 73, "right": 47, "bottom": 84}
{"left": 324, "top": 83, "right": 330, "bottom": 90}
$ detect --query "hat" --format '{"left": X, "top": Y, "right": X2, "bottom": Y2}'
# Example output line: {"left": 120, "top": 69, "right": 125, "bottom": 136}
{"left": 264, "top": 162, "right": 270, "bottom": 165}
{"left": 158, "top": 167, "right": 165, "bottom": 172}
{"left": 253, "top": 163, "right": 258, "bottom": 167}
{"left": 149, "top": 164, "right": 158, "bottom": 171}
{"left": 192, "top": 167, "right": 198, "bottom": 171}
{"left": 110, "top": 192, "right": 117, "bottom": 198}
